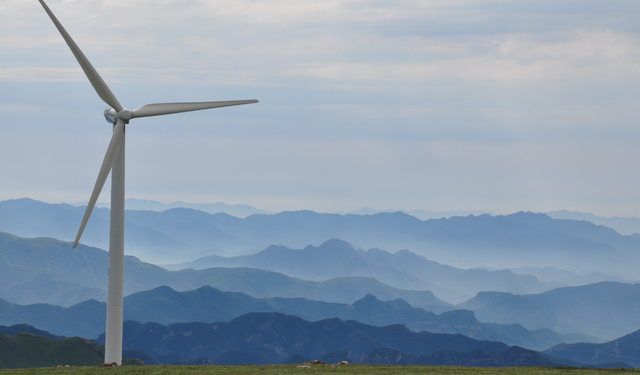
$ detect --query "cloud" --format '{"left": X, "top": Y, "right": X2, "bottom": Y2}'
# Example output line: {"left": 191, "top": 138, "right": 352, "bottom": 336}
{"left": 4, "top": 1, "right": 639, "bottom": 87}
{"left": 278, "top": 29, "right": 640, "bottom": 84}
{"left": 1, "top": 0, "right": 640, "bottom": 215}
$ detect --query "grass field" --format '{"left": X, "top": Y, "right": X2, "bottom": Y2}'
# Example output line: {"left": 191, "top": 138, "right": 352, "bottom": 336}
{"left": 1, "top": 365, "right": 639, "bottom": 375}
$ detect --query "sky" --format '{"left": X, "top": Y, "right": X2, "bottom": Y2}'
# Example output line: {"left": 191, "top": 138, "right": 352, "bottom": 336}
{"left": 1, "top": 0, "right": 640, "bottom": 217}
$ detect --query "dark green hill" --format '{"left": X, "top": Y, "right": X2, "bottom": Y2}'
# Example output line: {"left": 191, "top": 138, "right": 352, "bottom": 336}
{"left": 95, "top": 313, "right": 510, "bottom": 364}
{"left": 0, "top": 332, "right": 104, "bottom": 369}
{"left": 544, "top": 328, "right": 640, "bottom": 367}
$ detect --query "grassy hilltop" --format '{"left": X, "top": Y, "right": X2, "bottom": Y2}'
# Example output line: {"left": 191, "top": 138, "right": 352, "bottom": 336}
{"left": 1, "top": 365, "right": 639, "bottom": 375}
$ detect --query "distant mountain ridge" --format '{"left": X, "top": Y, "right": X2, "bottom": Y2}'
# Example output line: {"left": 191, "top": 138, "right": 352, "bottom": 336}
{"left": 0, "top": 286, "right": 584, "bottom": 350}
{"left": 0, "top": 231, "right": 449, "bottom": 310}
{"left": 461, "top": 282, "right": 640, "bottom": 339}
{"left": 91, "top": 198, "right": 271, "bottom": 218}
{"left": 168, "top": 239, "right": 564, "bottom": 303}
{"left": 3, "top": 230, "right": 640, "bottom": 340}
{"left": 544, "top": 328, "right": 640, "bottom": 367}
{"left": 2, "top": 199, "right": 640, "bottom": 278}
{"left": 547, "top": 210, "right": 640, "bottom": 236}
{"left": 509, "top": 266, "right": 631, "bottom": 286}
{"left": 81, "top": 199, "right": 640, "bottom": 236}
{"left": 346, "top": 207, "right": 491, "bottom": 220}
{"left": 0, "top": 324, "right": 64, "bottom": 340}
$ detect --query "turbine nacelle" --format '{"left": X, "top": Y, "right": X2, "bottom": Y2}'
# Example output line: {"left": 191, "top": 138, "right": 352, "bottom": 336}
{"left": 104, "top": 108, "right": 132, "bottom": 124}
{"left": 103, "top": 109, "right": 116, "bottom": 124}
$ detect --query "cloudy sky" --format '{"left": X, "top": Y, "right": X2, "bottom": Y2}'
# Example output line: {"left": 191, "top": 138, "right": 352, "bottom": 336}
{"left": 1, "top": 0, "right": 639, "bottom": 216}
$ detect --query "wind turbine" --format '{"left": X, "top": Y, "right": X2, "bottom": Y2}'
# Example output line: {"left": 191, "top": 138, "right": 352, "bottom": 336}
{"left": 37, "top": 0, "right": 258, "bottom": 365}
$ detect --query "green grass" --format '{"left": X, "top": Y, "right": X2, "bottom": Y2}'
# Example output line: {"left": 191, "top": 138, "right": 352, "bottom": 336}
{"left": 1, "top": 365, "right": 639, "bottom": 375}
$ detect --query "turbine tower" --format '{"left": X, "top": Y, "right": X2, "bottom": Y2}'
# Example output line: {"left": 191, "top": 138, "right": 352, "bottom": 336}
{"left": 38, "top": 0, "right": 258, "bottom": 365}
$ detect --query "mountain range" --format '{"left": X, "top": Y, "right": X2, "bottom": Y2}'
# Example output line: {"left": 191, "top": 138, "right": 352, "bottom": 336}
{"left": 0, "top": 320, "right": 571, "bottom": 368}
{"left": 92, "top": 198, "right": 271, "bottom": 218}
{"left": 461, "top": 282, "right": 640, "bottom": 339}
{"left": 92, "top": 313, "right": 630, "bottom": 367}
{"left": 94, "top": 199, "right": 640, "bottom": 236}
{"left": 2, "top": 230, "right": 640, "bottom": 341}
{"left": 0, "top": 231, "right": 448, "bottom": 310}
{"left": 166, "top": 239, "right": 567, "bottom": 303}
{"left": 508, "top": 266, "right": 630, "bottom": 286}
{"left": 547, "top": 210, "right": 640, "bottom": 236}
{"left": 2, "top": 319, "right": 631, "bottom": 368}
{"left": 2, "top": 199, "right": 640, "bottom": 279}
{"left": 544, "top": 328, "right": 640, "bottom": 367}
{"left": 3, "top": 197, "right": 640, "bottom": 369}
{"left": 94, "top": 312, "right": 512, "bottom": 364}
{"left": 0, "top": 286, "right": 588, "bottom": 351}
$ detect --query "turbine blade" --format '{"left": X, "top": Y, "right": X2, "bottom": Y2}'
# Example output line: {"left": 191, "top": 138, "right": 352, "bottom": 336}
{"left": 132, "top": 100, "right": 258, "bottom": 118}
{"left": 73, "top": 121, "right": 125, "bottom": 248}
{"left": 38, "top": 0, "right": 123, "bottom": 111}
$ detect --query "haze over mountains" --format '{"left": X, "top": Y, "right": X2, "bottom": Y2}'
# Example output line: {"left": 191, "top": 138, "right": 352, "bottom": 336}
{"left": 508, "top": 266, "right": 629, "bottom": 286}
{"left": 2, "top": 197, "right": 640, "bottom": 367}
{"left": 2, "top": 230, "right": 639, "bottom": 342}
{"left": 0, "top": 231, "right": 448, "bottom": 309}
{"left": 167, "top": 239, "right": 566, "bottom": 303}
{"left": 461, "top": 282, "right": 640, "bottom": 339}
{"left": 2, "top": 199, "right": 640, "bottom": 280}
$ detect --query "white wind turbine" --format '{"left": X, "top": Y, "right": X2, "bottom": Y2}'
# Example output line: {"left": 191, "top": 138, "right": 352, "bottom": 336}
{"left": 38, "top": 0, "right": 258, "bottom": 365}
